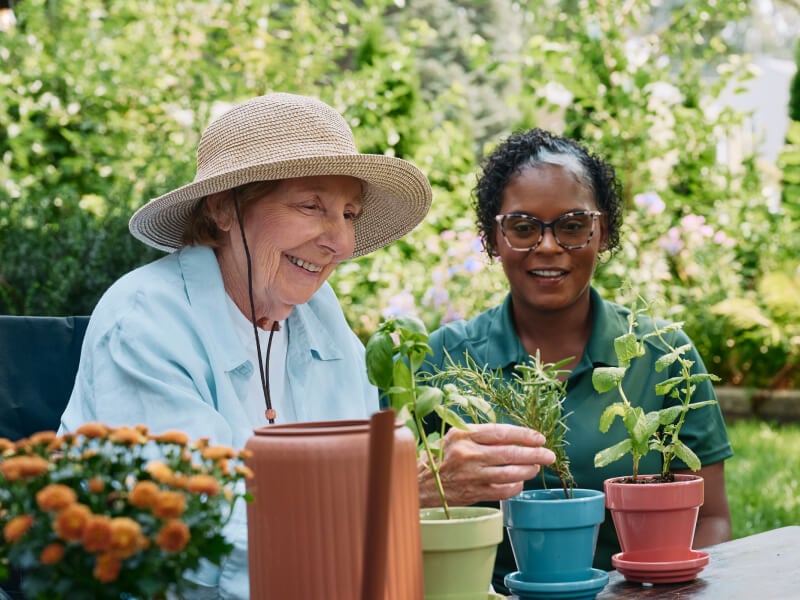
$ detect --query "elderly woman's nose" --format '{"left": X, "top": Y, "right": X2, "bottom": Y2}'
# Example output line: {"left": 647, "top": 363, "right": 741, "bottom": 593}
{"left": 318, "top": 214, "right": 355, "bottom": 254}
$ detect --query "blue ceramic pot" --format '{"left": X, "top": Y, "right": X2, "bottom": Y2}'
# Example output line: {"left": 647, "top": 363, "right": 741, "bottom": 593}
{"left": 501, "top": 488, "right": 605, "bottom": 583}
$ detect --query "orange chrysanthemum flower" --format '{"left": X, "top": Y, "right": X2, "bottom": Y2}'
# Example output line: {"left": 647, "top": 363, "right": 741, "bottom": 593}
{"left": 156, "top": 519, "right": 191, "bottom": 553}
{"left": 53, "top": 503, "right": 92, "bottom": 541}
{"left": 81, "top": 514, "right": 113, "bottom": 553}
{"left": 74, "top": 422, "right": 109, "bottom": 439}
{"left": 187, "top": 474, "right": 220, "bottom": 496}
{"left": 3, "top": 514, "right": 34, "bottom": 543}
{"left": 109, "top": 517, "right": 143, "bottom": 559}
{"left": 171, "top": 474, "right": 189, "bottom": 490}
{"left": 152, "top": 490, "right": 187, "bottom": 519}
{"left": 129, "top": 480, "right": 160, "bottom": 508}
{"left": 109, "top": 426, "right": 147, "bottom": 446}
{"left": 238, "top": 449, "right": 253, "bottom": 460}
{"left": 0, "top": 437, "right": 14, "bottom": 452}
{"left": 201, "top": 445, "right": 236, "bottom": 461}
{"left": 93, "top": 553, "right": 122, "bottom": 583}
{"left": 145, "top": 461, "right": 175, "bottom": 485}
{"left": 235, "top": 465, "right": 255, "bottom": 479}
{"left": 0, "top": 455, "right": 50, "bottom": 481}
{"left": 153, "top": 430, "right": 189, "bottom": 446}
{"left": 28, "top": 431, "right": 58, "bottom": 446}
{"left": 40, "top": 542, "right": 66, "bottom": 565}
{"left": 36, "top": 483, "right": 78, "bottom": 512}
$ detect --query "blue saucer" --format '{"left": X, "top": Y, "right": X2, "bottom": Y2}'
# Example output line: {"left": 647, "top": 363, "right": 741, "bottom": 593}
{"left": 504, "top": 569, "right": 609, "bottom": 600}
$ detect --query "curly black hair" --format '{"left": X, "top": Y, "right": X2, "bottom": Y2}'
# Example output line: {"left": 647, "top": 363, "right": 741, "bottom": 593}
{"left": 474, "top": 128, "right": 623, "bottom": 257}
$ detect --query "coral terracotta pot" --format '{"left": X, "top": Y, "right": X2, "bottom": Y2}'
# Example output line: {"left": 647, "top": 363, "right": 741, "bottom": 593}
{"left": 604, "top": 474, "right": 704, "bottom": 556}
{"left": 245, "top": 419, "right": 423, "bottom": 600}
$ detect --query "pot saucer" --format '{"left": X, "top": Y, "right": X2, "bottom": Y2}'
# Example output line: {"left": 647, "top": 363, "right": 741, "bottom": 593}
{"left": 611, "top": 549, "right": 710, "bottom": 584}
{"left": 504, "top": 569, "right": 609, "bottom": 599}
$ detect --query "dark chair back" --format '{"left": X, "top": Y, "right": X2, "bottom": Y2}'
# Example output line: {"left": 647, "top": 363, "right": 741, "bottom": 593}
{"left": 0, "top": 315, "right": 89, "bottom": 442}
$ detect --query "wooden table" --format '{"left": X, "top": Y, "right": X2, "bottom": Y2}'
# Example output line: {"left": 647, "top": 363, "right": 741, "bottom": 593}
{"left": 510, "top": 526, "right": 800, "bottom": 599}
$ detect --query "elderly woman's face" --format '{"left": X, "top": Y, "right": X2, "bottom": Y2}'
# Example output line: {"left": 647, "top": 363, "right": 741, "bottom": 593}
{"left": 215, "top": 175, "right": 362, "bottom": 323}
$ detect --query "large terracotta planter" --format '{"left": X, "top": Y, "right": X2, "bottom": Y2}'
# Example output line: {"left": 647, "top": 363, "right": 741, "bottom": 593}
{"left": 419, "top": 505, "right": 503, "bottom": 600}
{"left": 245, "top": 418, "right": 424, "bottom": 599}
{"left": 604, "top": 474, "right": 709, "bottom": 583}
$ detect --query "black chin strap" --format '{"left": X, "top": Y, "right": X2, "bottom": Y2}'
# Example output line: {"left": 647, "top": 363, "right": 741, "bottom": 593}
{"left": 233, "top": 189, "right": 278, "bottom": 424}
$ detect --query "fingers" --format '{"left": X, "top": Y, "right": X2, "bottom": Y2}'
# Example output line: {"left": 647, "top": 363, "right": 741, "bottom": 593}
{"left": 456, "top": 422, "right": 547, "bottom": 447}
{"left": 421, "top": 423, "right": 558, "bottom": 507}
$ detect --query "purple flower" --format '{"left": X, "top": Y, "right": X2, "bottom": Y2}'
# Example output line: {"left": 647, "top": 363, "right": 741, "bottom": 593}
{"left": 634, "top": 192, "right": 665, "bottom": 215}
{"left": 658, "top": 227, "right": 683, "bottom": 255}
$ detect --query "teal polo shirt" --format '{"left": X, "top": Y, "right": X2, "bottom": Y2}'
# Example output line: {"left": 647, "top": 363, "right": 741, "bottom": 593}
{"left": 425, "top": 287, "right": 733, "bottom": 592}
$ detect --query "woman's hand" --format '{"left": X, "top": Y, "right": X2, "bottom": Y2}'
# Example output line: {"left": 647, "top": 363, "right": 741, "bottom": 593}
{"left": 417, "top": 423, "right": 556, "bottom": 508}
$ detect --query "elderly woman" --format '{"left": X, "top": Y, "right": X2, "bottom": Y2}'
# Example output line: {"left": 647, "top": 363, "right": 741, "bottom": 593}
{"left": 60, "top": 93, "right": 554, "bottom": 598}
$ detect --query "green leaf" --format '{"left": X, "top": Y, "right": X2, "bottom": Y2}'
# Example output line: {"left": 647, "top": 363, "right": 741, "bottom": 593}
{"left": 657, "top": 405, "right": 683, "bottom": 424}
{"left": 654, "top": 344, "right": 692, "bottom": 372}
{"left": 393, "top": 315, "right": 428, "bottom": 337}
{"left": 414, "top": 385, "right": 443, "bottom": 419}
{"left": 438, "top": 406, "right": 470, "bottom": 430}
{"left": 592, "top": 367, "right": 626, "bottom": 393}
{"left": 598, "top": 402, "right": 627, "bottom": 432}
{"left": 614, "top": 333, "right": 645, "bottom": 363}
{"left": 594, "top": 439, "right": 632, "bottom": 468}
{"left": 688, "top": 400, "right": 717, "bottom": 410}
{"left": 673, "top": 440, "right": 702, "bottom": 471}
{"left": 655, "top": 376, "right": 685, "bottom": 396}
{"left": 365, "top": 330, "right": 395, "bottom": 389}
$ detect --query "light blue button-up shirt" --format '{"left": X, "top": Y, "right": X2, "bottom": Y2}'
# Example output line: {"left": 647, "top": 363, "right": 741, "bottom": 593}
{"left": 60, "top": 244, "right": 379, "bottom": 598}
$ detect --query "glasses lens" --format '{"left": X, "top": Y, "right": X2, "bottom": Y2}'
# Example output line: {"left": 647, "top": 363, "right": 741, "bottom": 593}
{"left": 503, "top": 215, "right": 541, "bottom": 248}
{"left": 554, "top": 212, "right": 594, "bottom": 246}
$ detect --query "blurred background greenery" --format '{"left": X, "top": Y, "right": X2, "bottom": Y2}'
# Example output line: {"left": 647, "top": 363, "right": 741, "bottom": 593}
{"left": 0, "top": 0, "right": 798, "bottom": 392}
{"left": 1, "top": 0, "right": 799, "bottom": 540}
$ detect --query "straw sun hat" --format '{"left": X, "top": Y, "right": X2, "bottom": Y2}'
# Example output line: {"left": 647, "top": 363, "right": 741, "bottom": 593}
{"left": 129, "top": 92, "right": 433, "bottom": 257}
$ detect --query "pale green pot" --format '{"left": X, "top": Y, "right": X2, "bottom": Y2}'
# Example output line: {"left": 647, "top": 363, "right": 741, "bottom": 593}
{"left": 419, "top": 506, "right": 504, "bottom": 600}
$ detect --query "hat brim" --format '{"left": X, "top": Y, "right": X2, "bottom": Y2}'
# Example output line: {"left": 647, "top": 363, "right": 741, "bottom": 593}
{"left": 128, "top": 154, "right": 432, "bottom": 258}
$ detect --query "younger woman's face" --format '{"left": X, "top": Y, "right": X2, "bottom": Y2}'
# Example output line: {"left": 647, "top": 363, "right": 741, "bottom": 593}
{"left": 493, "top": 163, "right": 607, "bottom": 316}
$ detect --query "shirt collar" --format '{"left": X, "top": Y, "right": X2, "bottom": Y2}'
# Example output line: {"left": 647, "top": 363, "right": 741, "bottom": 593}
{"left": 487, "top": 294, "right": 530, "bottom": 369}
{"left": 574, "top": 287, "right": 630, "bottom": 376}
{"left": 178, "top": 245, "right": 251, "bottom": 373}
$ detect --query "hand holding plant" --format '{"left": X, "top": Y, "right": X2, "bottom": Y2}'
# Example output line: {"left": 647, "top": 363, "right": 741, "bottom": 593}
{"left": 592, "top": 296, "right": 719, "bottom": 481}
{"left": 429, "top": 350, "right": 576, "bottom": 498}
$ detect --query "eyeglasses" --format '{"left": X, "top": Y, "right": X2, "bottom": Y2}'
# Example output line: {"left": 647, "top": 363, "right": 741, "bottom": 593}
{"left": 495, "top": 210, "right": 603, "bottom": 251}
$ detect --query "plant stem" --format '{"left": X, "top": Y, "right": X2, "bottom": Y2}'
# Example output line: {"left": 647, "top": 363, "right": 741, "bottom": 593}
{"left": 415, "top": 411, "right": 450, "bottom": 518}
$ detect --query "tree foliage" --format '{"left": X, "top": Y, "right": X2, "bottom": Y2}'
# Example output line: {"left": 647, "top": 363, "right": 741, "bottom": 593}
{"left": 1, "top": 0, "right": 797, "bottom": 388}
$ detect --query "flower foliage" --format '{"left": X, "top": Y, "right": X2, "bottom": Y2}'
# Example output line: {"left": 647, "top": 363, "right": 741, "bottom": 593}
{"left": 0, "top": 425, "right": 253, "bottom": 599}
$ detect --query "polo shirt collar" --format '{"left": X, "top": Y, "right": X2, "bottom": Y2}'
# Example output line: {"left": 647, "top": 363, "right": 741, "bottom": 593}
{"left": 487, "top": 294, "right": 529, "bottom": 369}
{"left": 575, "top": 287, "right": 630, "bottom": 375}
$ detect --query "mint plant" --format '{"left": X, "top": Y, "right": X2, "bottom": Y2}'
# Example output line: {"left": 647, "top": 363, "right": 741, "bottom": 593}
{"left": 592, "top": 297, "right": 719, "bottom": 482}
{"left": 365, "top": 316, "right": 494, "bottom": 518}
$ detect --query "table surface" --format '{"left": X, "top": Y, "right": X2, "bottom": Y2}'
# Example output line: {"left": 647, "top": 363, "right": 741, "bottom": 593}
{"left": 509, "top": 525, "right": 800, "bottom": 600}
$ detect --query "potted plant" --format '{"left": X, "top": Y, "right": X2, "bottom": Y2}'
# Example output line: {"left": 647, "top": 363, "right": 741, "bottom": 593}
{"left": 0, "top": 425, "right": 252, "bottom": 600}
{"left": 431, "top": 352, "right": 608, "bottom": 599}
{"left": 365, "top": 316, "right": 504, "bottom": 600}
{"left": 592, "top": 296, "right": 720, "bottom": 583}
